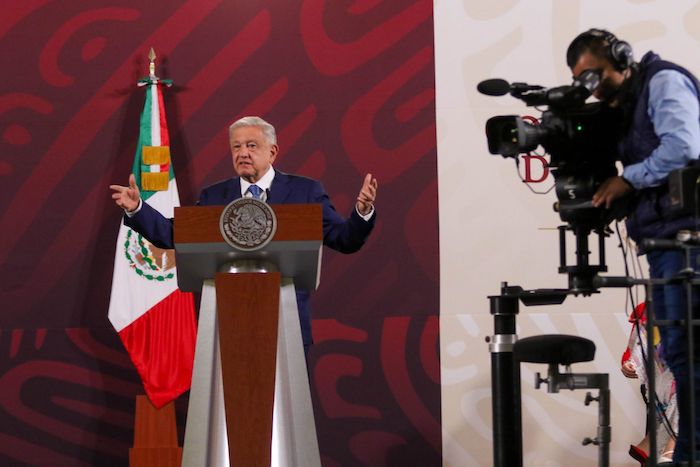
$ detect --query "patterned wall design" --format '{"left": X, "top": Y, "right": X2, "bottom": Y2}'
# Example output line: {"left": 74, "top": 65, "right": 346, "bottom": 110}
{"left": 0, "top": 1, "right": 440, "bottom": 465}
{"left": 436, "top": 1, "right": 700, "bottom": 465}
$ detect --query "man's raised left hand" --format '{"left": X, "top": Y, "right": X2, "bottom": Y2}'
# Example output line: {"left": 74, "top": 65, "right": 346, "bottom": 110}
{"left": 356, "top": 173, "right": 378, "bottom": 216}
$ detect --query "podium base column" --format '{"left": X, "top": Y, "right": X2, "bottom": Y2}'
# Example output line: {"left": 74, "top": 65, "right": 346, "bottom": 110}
{"left": 272, "top": 279, "right": 321, "bottom": 467}
{"left": 182, "top": 278, "right": 321, "bottom": 467}
{"left": 182, "top": 280, "right": 228, "bottom": 467}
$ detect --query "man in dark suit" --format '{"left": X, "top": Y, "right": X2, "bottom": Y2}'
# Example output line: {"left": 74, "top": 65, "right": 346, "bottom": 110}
{"left": 110, "top": 116, "right": 378, "bottom": 349}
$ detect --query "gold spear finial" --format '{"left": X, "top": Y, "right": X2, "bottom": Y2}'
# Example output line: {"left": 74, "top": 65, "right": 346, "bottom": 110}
{"left": 148, "top": 47, "right": 156, "bottom": 80}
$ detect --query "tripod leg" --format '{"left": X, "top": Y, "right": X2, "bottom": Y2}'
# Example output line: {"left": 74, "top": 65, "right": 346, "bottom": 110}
{"left": 597, "top": 385, "right": 610, "bottom": 467}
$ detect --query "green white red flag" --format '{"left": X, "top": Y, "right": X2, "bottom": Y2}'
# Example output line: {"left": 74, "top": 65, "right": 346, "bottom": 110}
{"left": 108, "top": 74, "right": 197, "bottom": 408}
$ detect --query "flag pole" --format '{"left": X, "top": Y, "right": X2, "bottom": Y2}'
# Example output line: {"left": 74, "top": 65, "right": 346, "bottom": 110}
{"left": 126, "top": 48, "right": 185, "bottom": 467}
{"left": 148, "top": 47, "right": 157, "bottom": 81}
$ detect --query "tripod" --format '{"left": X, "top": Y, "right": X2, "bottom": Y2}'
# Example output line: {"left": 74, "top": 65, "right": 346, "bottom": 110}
{"left": 488, "top": 225, "right": 700, "bottom": 466}
{"left": 488, "top": 225, "right": 610, "bottom": 466}
{"left": 488, "top": 284, "right": 611, "bottom": 466}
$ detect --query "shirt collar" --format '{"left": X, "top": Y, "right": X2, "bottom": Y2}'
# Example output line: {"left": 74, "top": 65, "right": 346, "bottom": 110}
{"left": 240, "top": 166, "right": 275, "bottom": 197}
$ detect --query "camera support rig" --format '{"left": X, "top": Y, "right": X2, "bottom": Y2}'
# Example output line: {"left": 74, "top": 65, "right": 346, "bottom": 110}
{"left": 479, "top": 71, "right": 700, "bottom": 465}
{"left": 489, "top": 229, "right": 700, "bottom": 467}
{"left": 479, "top": 75, "right": 634, "bottom": 466}
{"left": 559, "top": 224, "right": 609, "bottom": 294}
{"left": 487, "top": 224, "right": 610, "bottom": 467}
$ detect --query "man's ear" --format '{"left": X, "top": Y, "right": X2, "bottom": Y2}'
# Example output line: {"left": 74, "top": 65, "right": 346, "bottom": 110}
{"left": 270, "top": 144, "right": 279, "bottom": 163}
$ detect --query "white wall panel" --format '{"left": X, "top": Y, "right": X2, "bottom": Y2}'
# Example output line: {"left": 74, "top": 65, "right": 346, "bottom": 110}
{"left": 436, "top": 1, "right": 700, "bottom": 465}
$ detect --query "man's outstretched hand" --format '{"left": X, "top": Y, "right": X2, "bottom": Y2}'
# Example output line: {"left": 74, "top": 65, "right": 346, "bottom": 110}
{"left": 356, "top": 173, "right": 378, "bottom": 216}
{"left": 110, "top": 174, "right": 141, "bottom": 212}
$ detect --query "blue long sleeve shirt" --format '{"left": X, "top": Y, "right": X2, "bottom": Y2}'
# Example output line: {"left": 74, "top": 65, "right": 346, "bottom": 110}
{"left": 622, "top": 69, "right": 700, "bottom": 189}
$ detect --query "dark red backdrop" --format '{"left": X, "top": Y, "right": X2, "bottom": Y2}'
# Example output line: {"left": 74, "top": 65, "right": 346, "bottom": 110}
{"left": 0, "top": 1, "right": 439, "bottom": 465}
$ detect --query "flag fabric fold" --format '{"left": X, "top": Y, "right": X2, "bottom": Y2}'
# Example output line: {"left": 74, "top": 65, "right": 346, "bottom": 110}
{"left": 108, "top": 77, "right": 197, "bottom": 408}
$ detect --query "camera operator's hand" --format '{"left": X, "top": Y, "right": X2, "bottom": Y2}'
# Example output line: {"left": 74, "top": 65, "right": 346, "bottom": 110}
{"left": 592, "top": 176, "right": 633, "bottom": 209}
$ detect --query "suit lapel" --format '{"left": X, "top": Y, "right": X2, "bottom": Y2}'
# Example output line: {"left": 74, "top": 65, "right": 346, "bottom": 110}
{"left": 228, "top": 178, "right": 242, "bottom": 202}
{"left": 269, "top": 170, "right": 292, "bottom": 203}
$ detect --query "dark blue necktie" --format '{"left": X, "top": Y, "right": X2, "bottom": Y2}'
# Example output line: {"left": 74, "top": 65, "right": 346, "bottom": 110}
{"left": 247, "top": 184, "right": 263, "bottom": 200}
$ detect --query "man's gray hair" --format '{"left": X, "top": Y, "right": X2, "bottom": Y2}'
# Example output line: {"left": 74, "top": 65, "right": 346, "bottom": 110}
{"left": 228, "top": 116, "right": 277, "bottom": 145}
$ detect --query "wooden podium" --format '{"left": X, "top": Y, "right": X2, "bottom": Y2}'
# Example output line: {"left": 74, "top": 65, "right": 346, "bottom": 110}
{"left": 174, "top": 204, "right": 323, "bottom": 467}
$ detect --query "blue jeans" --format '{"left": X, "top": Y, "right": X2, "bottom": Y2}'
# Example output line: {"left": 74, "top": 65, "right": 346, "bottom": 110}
{"left": 648, "top": 249, "right": 700, "bottom": 462}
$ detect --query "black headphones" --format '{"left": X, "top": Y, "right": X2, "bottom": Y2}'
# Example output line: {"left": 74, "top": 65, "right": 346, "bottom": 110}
{"left": 584, "top": 28, "right": 634, "bottom": 71}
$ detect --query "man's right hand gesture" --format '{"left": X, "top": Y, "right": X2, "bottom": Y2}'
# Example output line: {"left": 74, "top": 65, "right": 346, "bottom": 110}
{"left": 110, "top": 174, "right": 141, "bottom": 212}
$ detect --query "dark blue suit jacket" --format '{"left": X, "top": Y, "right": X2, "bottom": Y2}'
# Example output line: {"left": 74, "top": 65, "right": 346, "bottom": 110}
{"left": 124, "top": 170, "right": 375, "bottom": 346}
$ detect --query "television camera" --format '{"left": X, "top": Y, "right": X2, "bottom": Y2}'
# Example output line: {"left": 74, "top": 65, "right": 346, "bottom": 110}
{"left": 478, "top": 70, "right": 627, "bottom": 294}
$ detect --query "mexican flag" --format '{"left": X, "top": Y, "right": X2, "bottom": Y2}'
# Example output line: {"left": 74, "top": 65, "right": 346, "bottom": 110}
{"left": 108, "top": 76, "right": 197, "bottom": 408}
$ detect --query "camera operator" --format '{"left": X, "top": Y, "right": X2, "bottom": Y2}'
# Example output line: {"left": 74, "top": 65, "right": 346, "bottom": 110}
{"left": 567, "top": 28, "right": 700, "bottom": 464}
